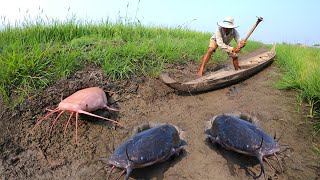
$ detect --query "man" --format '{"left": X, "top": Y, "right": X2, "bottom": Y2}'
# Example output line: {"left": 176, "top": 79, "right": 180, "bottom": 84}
{"left": 198, "top": 16, "right": 246, "bottom": 77}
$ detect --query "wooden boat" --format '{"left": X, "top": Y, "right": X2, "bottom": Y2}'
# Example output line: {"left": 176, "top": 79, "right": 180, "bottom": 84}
{"left": 160, "top": 44, "right": 276, "bottom": 93}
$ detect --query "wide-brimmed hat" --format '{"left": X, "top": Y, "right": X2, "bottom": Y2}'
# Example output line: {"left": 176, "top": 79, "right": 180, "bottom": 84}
{"left": 217, "top": 16, "right": 239, "bottom": 28}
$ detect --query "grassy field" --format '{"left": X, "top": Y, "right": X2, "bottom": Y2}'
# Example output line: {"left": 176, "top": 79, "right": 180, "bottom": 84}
{"left": 0, "top": 19, "right": 263, "bottom": 108}
{"left": 275, "top": 44, "right": 320, "bottom": 129}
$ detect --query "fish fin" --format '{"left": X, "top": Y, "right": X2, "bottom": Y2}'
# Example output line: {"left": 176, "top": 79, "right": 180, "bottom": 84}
{"left": 103, "top": 105, "right": 120, "bottom": 112}
{"left": 256, "top": 155, "right": 266, "bottom": 180}
{"left": 173, "top": 145, "right": 185, "bottom": 156}
{"left": 207, "top": 134, "right": 218, "bottom": 144}
{"left": 249, "top": 136, "right": 266, "bottom": 179}
{"left": 124, "top": 143, "right": 134, "bottom": 180}
{"left": 77, "top": 110, "right": 123, "bottom": 126}
{"left": 204, "top": 119, "right": 213, "bottom": 130}
{"left": 125, "top": 167, "right": 132, "bottom": 180}
{"left": 247, "top": 154, "right": 265, "bottom": 179}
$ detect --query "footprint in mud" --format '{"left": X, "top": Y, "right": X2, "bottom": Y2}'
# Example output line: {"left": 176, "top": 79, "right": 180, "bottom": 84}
{"left": 226, "top": 82, "right": 247, "bottom": 97}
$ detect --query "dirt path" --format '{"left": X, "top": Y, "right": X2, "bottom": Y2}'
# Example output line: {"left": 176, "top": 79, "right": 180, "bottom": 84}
{"left": 0, "top": 49, "right": 319, "bottom": 180}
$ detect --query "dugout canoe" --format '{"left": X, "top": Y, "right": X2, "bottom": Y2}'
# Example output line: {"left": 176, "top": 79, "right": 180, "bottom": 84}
{"left": 160, "top": 44, "right": 276, "bottom": 93}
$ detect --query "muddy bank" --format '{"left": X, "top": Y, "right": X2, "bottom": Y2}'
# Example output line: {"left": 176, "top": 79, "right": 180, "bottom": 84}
{"left": 0, "top": 49, "right": 319, "bottom": 180}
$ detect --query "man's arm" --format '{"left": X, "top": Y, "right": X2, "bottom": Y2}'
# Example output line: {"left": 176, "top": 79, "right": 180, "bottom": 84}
{"left": 233, "top": 29, "right": 246, "bottom": 53}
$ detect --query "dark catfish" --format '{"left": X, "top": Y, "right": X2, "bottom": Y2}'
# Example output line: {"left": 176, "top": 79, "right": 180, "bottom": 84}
{"left": 105, "top": 123, "right": 185, "bottom": 180}
{"left": 206, "top": 114, "right": 281, "bottom": 179}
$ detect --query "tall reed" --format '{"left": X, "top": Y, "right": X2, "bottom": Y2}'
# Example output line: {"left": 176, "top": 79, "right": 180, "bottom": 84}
{"left": 275, "top": 44, "right": 320, "bottom": 129}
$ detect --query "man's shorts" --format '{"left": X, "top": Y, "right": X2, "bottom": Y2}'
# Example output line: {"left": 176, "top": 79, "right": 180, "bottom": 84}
{"left": 209, "top": 40, "right": 218, "bottom": 50}
{"left": 209, "top": 39, "right": 238, "bottom": 58}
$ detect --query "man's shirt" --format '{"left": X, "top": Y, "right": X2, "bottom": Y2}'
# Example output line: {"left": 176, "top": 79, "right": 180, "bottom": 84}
{"left": 211, "top": 26, "right": 241, "bottom": 53}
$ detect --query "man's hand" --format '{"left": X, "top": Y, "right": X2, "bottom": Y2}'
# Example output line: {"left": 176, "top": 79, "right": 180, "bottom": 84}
{"left": 239, "top": 41, "right": 246, "bottom": 48}
{"left": 233, "top": 41, "right": 246, "bottom": 53}
{"left": 233, "top": 46, "right": 241, "bottom": 53}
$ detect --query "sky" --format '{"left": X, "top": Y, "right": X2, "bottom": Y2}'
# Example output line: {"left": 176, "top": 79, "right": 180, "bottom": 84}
{"left": 0, "top": 0, "right": 319, "bottom": 46}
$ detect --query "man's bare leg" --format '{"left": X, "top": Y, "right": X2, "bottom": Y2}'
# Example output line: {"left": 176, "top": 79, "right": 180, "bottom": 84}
{"left": 233, "top": 57, "right": 240, "bottom": 70}
{"left": 198, "top": 47, "right": 215, "bottom": 77}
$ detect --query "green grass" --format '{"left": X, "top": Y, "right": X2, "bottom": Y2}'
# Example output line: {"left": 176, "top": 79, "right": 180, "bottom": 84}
{"left": 0, "top": 18, "right": 262, "bottom": 108}
{"left": 275, "top": 44, "right": 320, "bottom": 129}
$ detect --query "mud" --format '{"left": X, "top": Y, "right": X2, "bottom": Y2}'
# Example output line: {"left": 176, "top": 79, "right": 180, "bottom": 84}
{"left": 0, "top": 50, "right": 319, "bottom": 180}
